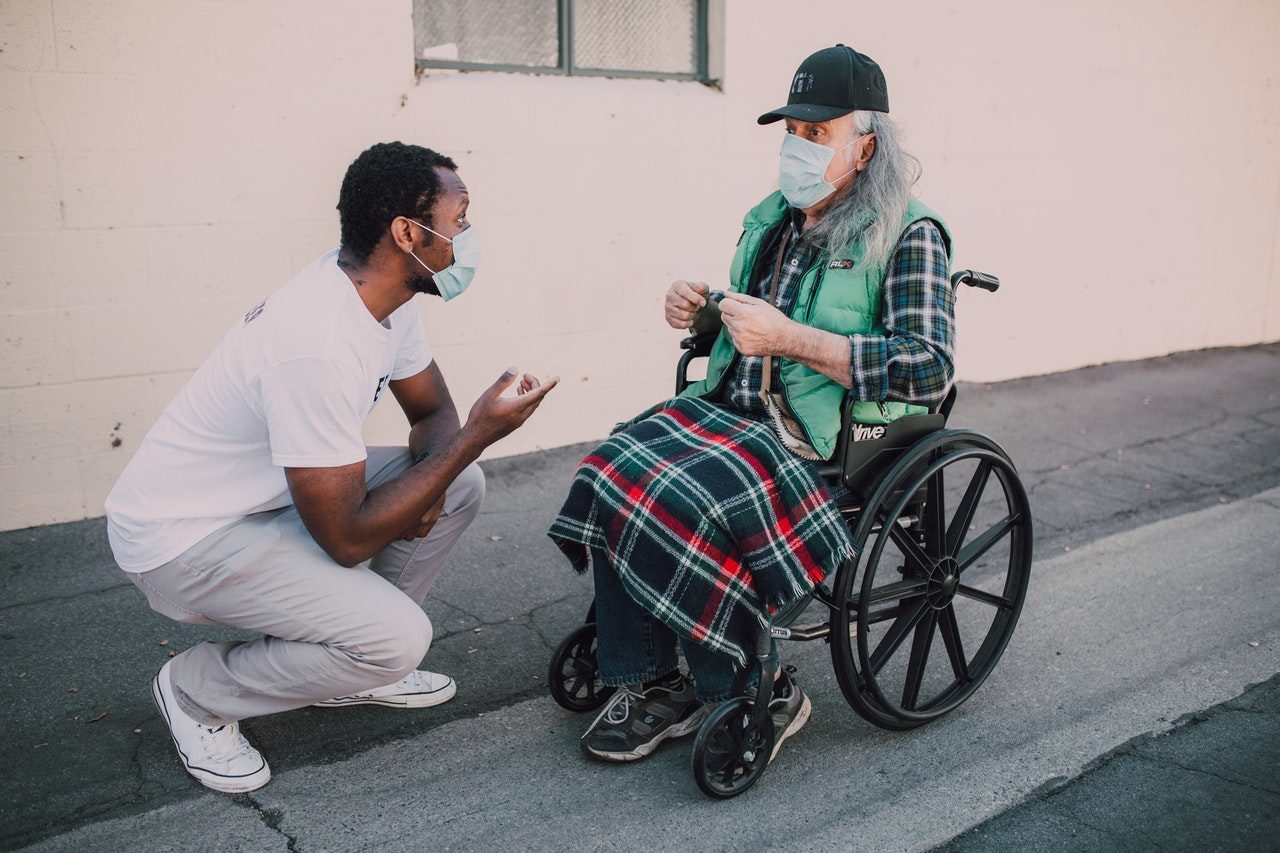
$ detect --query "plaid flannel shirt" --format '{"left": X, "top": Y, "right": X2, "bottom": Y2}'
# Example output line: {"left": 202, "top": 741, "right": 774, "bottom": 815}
{"left": 725, "top": 215, "right": 955, "bottom": 415}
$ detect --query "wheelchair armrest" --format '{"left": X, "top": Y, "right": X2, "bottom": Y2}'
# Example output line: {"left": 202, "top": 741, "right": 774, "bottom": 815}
{"left": 675, "top": 330, "right": 720, "bottom": 394}
{"left": 680, "top": 330, "right": 719, "bottom": 356}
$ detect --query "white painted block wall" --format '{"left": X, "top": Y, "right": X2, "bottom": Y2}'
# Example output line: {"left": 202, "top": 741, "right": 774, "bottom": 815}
{"left": 1, "top": 0, "right": 1278, "bottom": 530}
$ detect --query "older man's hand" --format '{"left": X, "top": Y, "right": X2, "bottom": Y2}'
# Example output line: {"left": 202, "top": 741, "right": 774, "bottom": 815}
{"left": 665, "top": 280, "right": 709, "bottom": 329}
{"left": 719, "top": 292, "right": 796, "bottom": 357}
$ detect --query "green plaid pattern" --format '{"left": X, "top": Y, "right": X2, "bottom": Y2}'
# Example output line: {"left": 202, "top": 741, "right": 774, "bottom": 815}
{"left": 548, "top": 396, "right": 854, "bottom": 666}
{"left": 849, "top": 220, "right": 955, "bottom": 407}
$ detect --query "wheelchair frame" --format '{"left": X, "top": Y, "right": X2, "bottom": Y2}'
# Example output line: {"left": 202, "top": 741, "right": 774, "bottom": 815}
{"left": 549, "top": 270, "right": 1033, "bottom": 798}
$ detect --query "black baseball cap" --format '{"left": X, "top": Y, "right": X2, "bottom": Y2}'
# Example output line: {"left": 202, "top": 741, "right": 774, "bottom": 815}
{"left": 757, "top": 44, "right": 889, "bottom": 125}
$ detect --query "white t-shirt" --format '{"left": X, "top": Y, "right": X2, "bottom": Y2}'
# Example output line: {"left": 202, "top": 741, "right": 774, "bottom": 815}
{"left": 106, "top": 249, "right": 433, "bottom": 573}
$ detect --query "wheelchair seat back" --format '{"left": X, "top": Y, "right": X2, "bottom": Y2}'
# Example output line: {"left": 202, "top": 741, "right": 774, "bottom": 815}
{"left": 838, "top": 412, "right": 945, "bottom": 497}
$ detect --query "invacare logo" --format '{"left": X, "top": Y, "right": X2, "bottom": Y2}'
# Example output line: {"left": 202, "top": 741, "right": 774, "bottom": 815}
{"left": 851, "top": 423, "right": 887, "bottom": 442}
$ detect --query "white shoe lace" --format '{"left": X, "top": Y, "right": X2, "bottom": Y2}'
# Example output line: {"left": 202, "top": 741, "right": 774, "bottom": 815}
{"left": 197, "top": 723, "right": 257, "bottom": 765}
{"left": 601, "top": 686, "right": 647, "bottom": 726}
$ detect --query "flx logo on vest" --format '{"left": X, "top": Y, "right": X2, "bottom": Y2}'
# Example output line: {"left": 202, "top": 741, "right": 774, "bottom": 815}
{"left": 829, "top": 259, "right": 854, "bottom": 269}
{"left": 851, "top": 423, "right": 887, "bottom": 442}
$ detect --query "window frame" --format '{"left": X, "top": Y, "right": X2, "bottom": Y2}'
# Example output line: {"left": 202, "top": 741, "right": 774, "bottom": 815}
{"left": 415, "top": 0, "right": 714, "bottom": 84}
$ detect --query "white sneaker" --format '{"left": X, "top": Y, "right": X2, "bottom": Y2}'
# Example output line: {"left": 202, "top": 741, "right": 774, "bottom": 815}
{"left": 313, "top": 669, "right": 457, "bottom": 709}
{"left": 151, "top": 659, "right": 271, "bottom": 794}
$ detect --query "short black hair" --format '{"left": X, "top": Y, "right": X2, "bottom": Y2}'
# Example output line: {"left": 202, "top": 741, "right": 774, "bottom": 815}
{"left": 337, "top": 142, "right": 458, "bottom": 264}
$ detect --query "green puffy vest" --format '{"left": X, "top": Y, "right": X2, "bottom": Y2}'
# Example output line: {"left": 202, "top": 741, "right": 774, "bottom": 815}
{"left": 680, "top": 191, "right": 952, "bottom": 460}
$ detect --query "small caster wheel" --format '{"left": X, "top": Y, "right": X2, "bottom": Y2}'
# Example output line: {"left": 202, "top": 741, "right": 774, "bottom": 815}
{"left": 691, "top": 697, "right": 776, "bottom": 799}
{"left": 548, "top": 623, "right": 615, "bottom": 712}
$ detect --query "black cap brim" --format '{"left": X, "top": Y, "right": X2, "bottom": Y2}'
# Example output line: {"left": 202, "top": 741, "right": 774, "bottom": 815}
{"left": 757, "top": 103, "right": 854, "bottom": 125}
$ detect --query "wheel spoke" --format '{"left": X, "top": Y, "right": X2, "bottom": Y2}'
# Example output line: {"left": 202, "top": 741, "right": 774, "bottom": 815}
{"left": 946, "top": 460, "right": 992, "bottom": 555}
{"left": 887, "top": 521, "right": 934, "bottom": 574}
{"left": 937, "top": 605, "right": 970, "bottom": 683}
{"left": 956, "top": 514, "right": 1020, "bottom": 572}
{"left": 901, "top": 610, "right": 938, "bottom": 710}
{"left": 870, "top": 598, "right": 929, "bottom": 674}
{"left": 955, "top": 583, "right": 1013, "bottom": 610}
{"left": 925, "top": 464, "right": 947, "bottom": 559}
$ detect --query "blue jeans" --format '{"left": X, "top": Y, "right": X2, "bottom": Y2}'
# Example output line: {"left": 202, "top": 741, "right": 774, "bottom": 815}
{"left": 591, "top": 548, "right": 762, "bottom": 703}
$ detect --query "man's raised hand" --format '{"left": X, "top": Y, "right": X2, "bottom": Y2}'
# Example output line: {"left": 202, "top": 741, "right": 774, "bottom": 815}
{"left": 464, "top": 367, "right": 560, "bottom": 447}
{"left": 665, "top": 280, "right": 710, "bottom": 329}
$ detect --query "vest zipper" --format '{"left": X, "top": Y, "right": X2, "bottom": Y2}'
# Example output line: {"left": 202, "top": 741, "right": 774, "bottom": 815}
{"left": 767, "top": 253, "right": 827, "bottom": 458}
{"left": 803, "top": 262, "right": 828, "bottom": 324}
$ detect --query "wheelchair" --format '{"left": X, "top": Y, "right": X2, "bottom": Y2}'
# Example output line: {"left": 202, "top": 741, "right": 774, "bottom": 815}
{"left": 548, "top": 270, "right": 1033, "bottom": 799}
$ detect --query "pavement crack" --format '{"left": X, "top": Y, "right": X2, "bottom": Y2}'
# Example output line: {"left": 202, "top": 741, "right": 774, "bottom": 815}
{"left": 1131, "top": 752, "right": 1280, "bottom": 795}
{"left": 234, "top": 793, "right": 300, "bottom": 852}
{"left": 1055, "top": 805, "right": 1170, "bottom": 851}
{"left": 1022, "top": 408, "right": 1235, "bottom": 479}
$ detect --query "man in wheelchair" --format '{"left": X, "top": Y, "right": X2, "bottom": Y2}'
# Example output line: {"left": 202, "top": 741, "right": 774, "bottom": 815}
{"left": 548, "top": 45, "right": 956, "bottom": 767}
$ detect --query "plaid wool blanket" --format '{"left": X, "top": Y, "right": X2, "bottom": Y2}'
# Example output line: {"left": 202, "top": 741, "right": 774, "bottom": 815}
{"left": 547, "top": 396, "right": 855, "bottom": 666}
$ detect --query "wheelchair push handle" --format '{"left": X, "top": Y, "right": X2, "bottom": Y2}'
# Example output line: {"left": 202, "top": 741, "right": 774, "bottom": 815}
{"left": 950, "top": 269, "right": 1000, "bottom": 292}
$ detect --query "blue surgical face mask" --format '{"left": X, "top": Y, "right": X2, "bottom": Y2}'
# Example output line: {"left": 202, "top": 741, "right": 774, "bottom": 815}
{"left": 405, "top": 219, "right": 480, "bottom": 301}
{"left": 778, "top": 133, "right": 861, "bottom": 209}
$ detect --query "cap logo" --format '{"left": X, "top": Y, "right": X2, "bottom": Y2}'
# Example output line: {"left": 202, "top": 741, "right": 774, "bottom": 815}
{"left": 791, "top": 72, "right": 814, "bottom": 94}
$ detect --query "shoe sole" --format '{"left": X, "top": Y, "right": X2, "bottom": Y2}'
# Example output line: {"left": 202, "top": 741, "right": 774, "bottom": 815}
{"left": 312, "top": 679, "right": 457, "bottom": 709}
{"left": 150, "top": 666, "right": 271, "bottom": 794}
{"left": 770, "top": 693, "right": 812, "bottom": 762}
{"left": 581, "top": 707, "right": 707, "bottom": 763}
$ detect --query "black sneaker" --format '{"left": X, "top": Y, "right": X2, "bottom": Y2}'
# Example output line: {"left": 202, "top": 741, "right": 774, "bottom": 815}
{"left": 580, "top": 674, "right": 706, "bottom": 762}
{"left": 768, "top": 665, "right": 812, "bottom": 761}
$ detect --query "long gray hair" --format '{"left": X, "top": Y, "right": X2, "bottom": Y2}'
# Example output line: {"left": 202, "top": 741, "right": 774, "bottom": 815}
{"left": 804, "top": 110, "right": 921, "bottom": 271}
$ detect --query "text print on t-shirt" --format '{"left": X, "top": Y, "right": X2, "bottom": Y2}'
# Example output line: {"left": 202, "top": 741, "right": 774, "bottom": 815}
{"left": 373, "top": 374, "right": 390, "bottom": 404}
{"left": 244, "top": 299, "right": 267, "bottom": 324}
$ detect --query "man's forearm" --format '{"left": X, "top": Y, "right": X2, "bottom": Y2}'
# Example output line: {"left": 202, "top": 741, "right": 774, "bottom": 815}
{"left": 337, "top": 428, "right": 482, "bottom": 566}
{"left": 781, "top": 322, "right": 854, "bottom": 389}
{"left": 408, "top": 405, "right": 462, "bottom": 463}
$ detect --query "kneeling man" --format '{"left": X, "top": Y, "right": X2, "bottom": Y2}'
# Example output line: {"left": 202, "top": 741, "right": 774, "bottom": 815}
{"left": 106, "top": 142, "right": 557, "bottom": 793}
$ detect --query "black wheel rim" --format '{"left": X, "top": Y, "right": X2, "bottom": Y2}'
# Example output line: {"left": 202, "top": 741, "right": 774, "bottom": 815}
{"left": 548, "top": 624, "right": 614, "bottom": 712}
{"left": 692, "top": 698, "right": 776, "bottom": 799}
{"left": 832, "top": 431, "right": 1032, "bottom": 725}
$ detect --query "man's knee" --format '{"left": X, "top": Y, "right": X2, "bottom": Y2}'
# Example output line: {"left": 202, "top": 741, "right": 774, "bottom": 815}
{"left": 447, "top": 462, "right": 485, "bottom": 520}
{"left": 366, "top": 601, "right": 432, "bottom": 677}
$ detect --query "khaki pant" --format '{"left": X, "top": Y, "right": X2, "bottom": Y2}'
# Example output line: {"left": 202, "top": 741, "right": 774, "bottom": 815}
{"left": 127, "top": 447, "right": 484, "bottom": 725}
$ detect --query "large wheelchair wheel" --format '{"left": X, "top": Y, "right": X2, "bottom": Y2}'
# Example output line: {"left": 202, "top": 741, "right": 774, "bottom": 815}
{"left": 691, "top": 697, "right": 776, "bottom": 799}
{"left": 831, "top": 429, "right": 1033, "bottom": 728}
{"left": 548, "top": 621, "right": 616, "bottom": 712}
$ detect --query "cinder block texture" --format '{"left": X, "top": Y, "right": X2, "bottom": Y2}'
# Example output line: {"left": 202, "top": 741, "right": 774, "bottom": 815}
{"left": 0, "top": 0, "right": 1277, "bottom": 530}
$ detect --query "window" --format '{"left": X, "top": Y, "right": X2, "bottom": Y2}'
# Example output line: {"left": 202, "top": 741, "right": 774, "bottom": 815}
{"left": 414, "top": 0, "right": 719, "bottom": 83}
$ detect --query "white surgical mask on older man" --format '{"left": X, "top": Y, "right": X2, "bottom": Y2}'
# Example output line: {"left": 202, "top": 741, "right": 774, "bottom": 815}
{"left": 777, "top": 133, "right": 861, "bottom": 209}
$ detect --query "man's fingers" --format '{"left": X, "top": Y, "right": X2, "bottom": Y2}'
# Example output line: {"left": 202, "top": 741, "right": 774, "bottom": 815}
{"left": 486, "top": 367, "right": 519, "bottom": 397}
{"left": 502, "top": 375, "right": 559, "bottom": 410}
{"left": 674, "top": 281, "right": 707, "bottom": 309}
{"left": 720, "top": 292, "right": 760, "bottom": 306}
{"left": 516, "top": 373, "right": 539, "bottom": 396}
{"left": 522, "top": 375, "right": 559, "bottom": 402}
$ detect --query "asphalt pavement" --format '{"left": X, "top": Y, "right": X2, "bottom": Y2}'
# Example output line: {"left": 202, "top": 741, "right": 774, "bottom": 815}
{"left": 2, "top": 343, "right": 1278, "bottom": 851}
